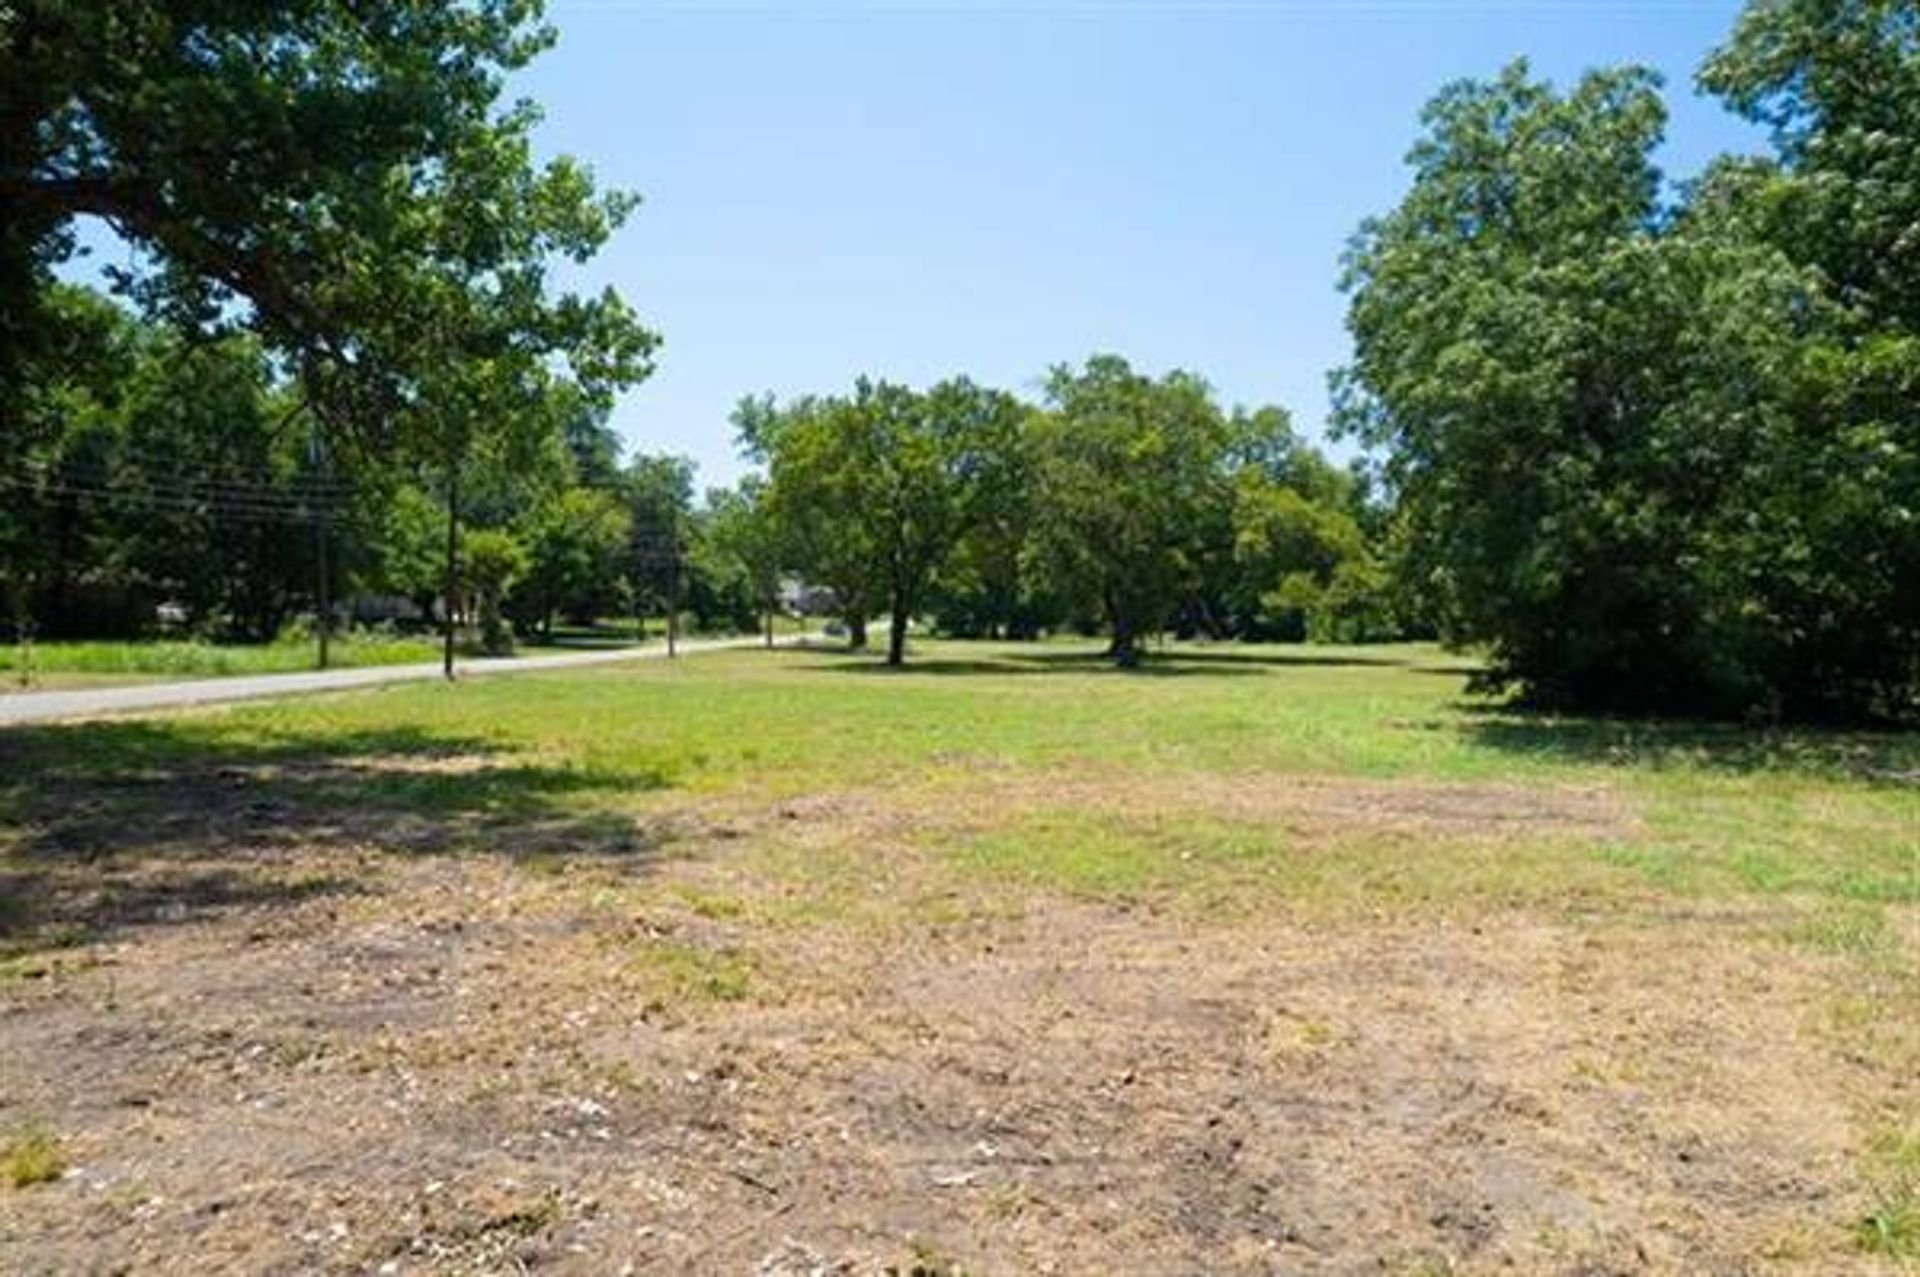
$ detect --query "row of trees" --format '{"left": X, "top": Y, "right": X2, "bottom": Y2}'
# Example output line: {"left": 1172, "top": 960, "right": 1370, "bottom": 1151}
{"left": 3, "top": 284, "right": 789, "bottom": 650}
{"left": 738, "top": 356, "right": 1398, "bottom": 667}
{"left": 1340, "top": 1, "right": 1920, "bottom": 721}
{"left": 10, "top": 318, "right": 1397, "bottom": 670}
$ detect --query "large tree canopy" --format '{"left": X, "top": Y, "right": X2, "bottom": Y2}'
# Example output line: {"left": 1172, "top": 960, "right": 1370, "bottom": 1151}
{"left": 1696, "top": 0, "right": 1920, "bottom": 719}
{"left": 1340, "top": 39, "right": 1919, "bottom": 720}
{"left": 1701, "top": 0, "right": 1920, "bottom": 331}
{"left": 0, "top": 0, "right": 656, "bottom": 450}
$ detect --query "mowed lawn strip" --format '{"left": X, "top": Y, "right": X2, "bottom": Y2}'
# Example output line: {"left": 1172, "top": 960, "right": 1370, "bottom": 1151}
{"left": 0, "top": 635, "right": 450, "bottom": 688}
{"left": 1, "top": 640, "right": 1915, "bottom": 1272}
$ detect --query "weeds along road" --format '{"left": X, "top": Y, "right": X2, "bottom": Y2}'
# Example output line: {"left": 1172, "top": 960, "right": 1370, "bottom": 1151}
{"left": 0, "top": 633, "right": 819, "bottom": 726}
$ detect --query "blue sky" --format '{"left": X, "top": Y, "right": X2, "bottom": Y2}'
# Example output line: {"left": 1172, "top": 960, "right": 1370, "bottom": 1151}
{"left": 518, "top": 0, "right": 1762, "bottom": 487}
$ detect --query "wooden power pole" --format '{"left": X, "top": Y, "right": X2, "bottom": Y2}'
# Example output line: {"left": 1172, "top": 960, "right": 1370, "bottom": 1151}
{"left": 666, "top": 515, "right": 680, "bottom": 659}
{"left": 310, "top": 423, "right": 331, "bottom": 670}
{"left": 442, "top": 467, "right": 460, "bottom": 681}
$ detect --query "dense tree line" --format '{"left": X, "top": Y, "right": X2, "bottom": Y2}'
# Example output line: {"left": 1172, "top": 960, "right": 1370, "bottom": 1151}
{"left": 738, "top": 357, "right": 1398, "bottom": 667}
{"left": 1, "top": 284, "right": 777, "bottom": 649}
{"left": 1340, "top": 1, "right": 1920, "bottom": 721}
{"left": 11, "top": 324, "right": 1400, "bottom": 665}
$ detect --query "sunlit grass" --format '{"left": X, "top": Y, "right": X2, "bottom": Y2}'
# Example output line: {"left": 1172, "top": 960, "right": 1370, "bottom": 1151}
{"left": 14, "top": 638, "right": 1913, "bottom": 896}
{"left": 1859, "top": 1122, "right": 1920, "bottom": 1260}
{"left": 629, "top": 938, "right": 758, "bottom": 1007}
{"left": 0, "top": 633, "right": 443, "bottom": 682}
{"left": 5, "top": 637, "right": 1913, "bottom": 1005}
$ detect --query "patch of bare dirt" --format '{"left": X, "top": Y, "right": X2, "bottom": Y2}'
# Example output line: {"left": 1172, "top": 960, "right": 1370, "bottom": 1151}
{"left": 743, "top": 767, "right": 1637, "bottom": 851}
{"left": 2, "top": 806, "right": 1905, "bottom": 1276}
{"left": 1109, "top": 771, "right": 1632, "bottom": 840}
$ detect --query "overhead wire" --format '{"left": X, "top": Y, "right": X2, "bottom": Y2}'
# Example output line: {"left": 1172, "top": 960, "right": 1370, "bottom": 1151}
{"left": 0, "top": 471, "right": 369, "bottom": 525}
{"left": 13, "top": 455, "right": 353, "bottom": 508}
{"left": 15, "top": 453, "right": 353, "bottom": 501}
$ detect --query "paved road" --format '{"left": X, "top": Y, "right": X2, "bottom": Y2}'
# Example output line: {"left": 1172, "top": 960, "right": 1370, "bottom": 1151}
{"left": 0, "top": 634, "right": 809, "bottom": 727}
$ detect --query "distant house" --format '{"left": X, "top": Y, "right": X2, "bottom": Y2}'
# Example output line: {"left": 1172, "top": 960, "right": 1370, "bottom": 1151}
{"left": 348, "top": 594, "right": 427, "bottom": 624}
{"left": 778, "top": 577, "right": 838, "bottom": 616}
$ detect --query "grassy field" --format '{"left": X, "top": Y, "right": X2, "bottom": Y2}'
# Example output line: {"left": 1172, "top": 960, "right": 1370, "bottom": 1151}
{"left": 0, "top": 619, "right": 796, "bottom": 691}
{"left": 0, "top": 640, "right": 1914, "bottom": 1272}
{"left": 0, "top": 633, "right": 448, "bottom": 689}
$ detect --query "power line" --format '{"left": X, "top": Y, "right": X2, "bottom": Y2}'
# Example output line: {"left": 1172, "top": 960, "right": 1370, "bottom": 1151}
{"left": 9, "top": 479, "right": 338, "bottom": 520}
{"left": 17, "top": 455, "right": 353, "bottom": 501}
{"left": 15, "top": 462, "right": 353, "bottom": 511}
{"left": 33, "top": 437, "right": 349, "bottom": 483}
{"left": 0, "top": 472, "right": 369, "bottom": 524}
{"left": 66, "top": 433, "right": 333, "bottom": 466}
{"left": 19, "top": 431, "right": 356, "bottom": 479}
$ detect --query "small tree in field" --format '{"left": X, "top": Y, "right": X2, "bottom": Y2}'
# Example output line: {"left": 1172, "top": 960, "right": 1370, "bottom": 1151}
{"left": 745, "top": 378, "right": 1022, "bottom": 665}
{"left": 862, "top": 377, "right": 1024, "bottom": 666}
{"left": 737, "top": 394, "right": 878, "bottom": 648}
{"left": 705, "top": 479, "right": 785, "bottom": 647}
{"left": 521, "top": 488, "right": 629, "bottom": 639}
{"left": 1031, "top": 355, "right": 1232, "bottom": 667}
{"left": 462, "top": 528, "right": 527, "bottom": 656}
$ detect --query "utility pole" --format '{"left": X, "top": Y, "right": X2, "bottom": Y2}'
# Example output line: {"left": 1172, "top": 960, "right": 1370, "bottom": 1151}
{"left": 309, "top": 421, "right": 331, "bottom": 670}
{"left": 666, "top": 514, "right": 679, "bottom": 659}
{"left": 316, "top": 494, "right": 331, "bottom": 669}
{"left": 442, "top": 466, "right": 460, "bottom": 681}
{"left": 8, "top": 578, "right": 33, "bottom": 690}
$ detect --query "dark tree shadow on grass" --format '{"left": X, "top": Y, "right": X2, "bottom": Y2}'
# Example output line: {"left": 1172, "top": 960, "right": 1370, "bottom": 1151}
{"left": 800, "top": 654, "right": 1260, "bottom": 678}
{"left": 0, "top": 719, "right": 672, "bottom": 954}
{"left": 529, "top": 624, "right": 650, "bottom": 651}
{"left": 782, "top": 639, "right": 1488, "bottom": 682}
{"left": 1457, "top": 702, "right": 1920, "bottom": 782}
{"left": 788, "top": 646, "right": 1424, "bottom": 678}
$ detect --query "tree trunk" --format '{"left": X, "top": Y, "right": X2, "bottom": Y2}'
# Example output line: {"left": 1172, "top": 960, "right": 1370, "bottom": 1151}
{"left": 887, "top": 607, "right": 908, "bottom": 667}
{"left": 666, "top": 517, "right": 681, "bottom": 658}
{"left": 848, "top": 613, "right": 868, "bottom": 650}
{"left": 478, "top": 589, "right": 512, "bottom": 656}
{"left": 764, "top": 605, "right": 774, "bottom": 648}
{"left": 1107, "top": 590, "right": 1139, "bottom": 668}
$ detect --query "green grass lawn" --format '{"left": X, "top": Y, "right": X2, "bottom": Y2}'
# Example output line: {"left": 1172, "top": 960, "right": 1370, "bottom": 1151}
{"left": 0, "top": 618, "right": 794, "bottom": 689}
{"left": 46, "top": 635, "right": 1903, "bottom": 894}
{"left": 1, "top": 638, "right": 1914, "bottom": 1270}
{"left": 0, "top": 632, "right": 447, "bottom": 687}
{"left": 9, "top": 637, "right": 1914, "bottom": 934}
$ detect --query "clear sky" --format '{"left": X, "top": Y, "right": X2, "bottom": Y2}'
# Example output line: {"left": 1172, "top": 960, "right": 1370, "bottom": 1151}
{"left": 517, "top": 0, "right": 1762, "bottom": 488}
